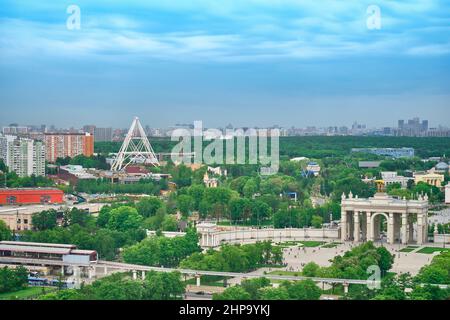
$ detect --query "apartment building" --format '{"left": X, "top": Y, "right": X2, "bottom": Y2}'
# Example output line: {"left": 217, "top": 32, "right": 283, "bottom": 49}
{"left": 0, "top": 135, "right": 45, "bottom": 177}
{"left": 44, "top": 133, "right": 94, "bottom": 163}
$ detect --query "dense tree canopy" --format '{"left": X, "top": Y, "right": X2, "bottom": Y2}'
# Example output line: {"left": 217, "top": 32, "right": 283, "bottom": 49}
{"left": 0, "top": 266, "right": 28, "bottom": 294}
{"left": 39, "top": 271, "right": 185, "bottom": 300}
{"left": 214, "top": 278, "right": 321, "bottom": 301}
{"left": 0, "top": 220, "right": 12, "bottom": 241}
{"left": 122, "top": 229, "right": 200, "bottom": 267}
{"left": 180, "top": 241, "right": 283, "bottom": 273}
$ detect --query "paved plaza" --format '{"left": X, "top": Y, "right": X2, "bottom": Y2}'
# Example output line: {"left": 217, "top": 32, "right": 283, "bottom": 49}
{"left": 226, "top": 241, "right": 441, "bottom": 286}
{"left": 280, "top": 242, "right": 440, "bottom": 276}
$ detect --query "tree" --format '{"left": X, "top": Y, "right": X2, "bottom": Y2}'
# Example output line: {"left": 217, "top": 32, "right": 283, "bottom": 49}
{"left": 32, "top": 209, "right": 58, "bottom": 231}
{"left": 187, "top": 184, "right": 205, "bottom": 210}
{"left": 241, "top": 277, "right": 271, "bottom": 299}
{"left": 161, "top": 215, "right": 178, "bottom": 231}
{"left": 177, "top": 195, "right": 194, "bottom": 217}
{"left": 311, "top": 215, "right": 323, "bottom": 228}
{"left": 257, "top": 287, "right": 289, "bottom": 300}
{"left": 0, "top": 220, "right": 12, "bottom": 241}
{"left": 416, "top": 264, "right": 448, "bottom": 285}
{"left": 251, "top": 201, "right": 271, "bottom": 224}
{"left": 180, "top": 242, "right": 281, "bottom": 273}
{"left": 229, "top": 198, "right": 251, "bottom": 223}
{"left": 63, "top": 208, "right": 94, "bottom": 228}
{"left": 0, "top": 266, "right": 29, "bottom": 293}
{"left": 198, "top": 199, "right": 212, "bottom": 219}
{"left": 373, "top": 275, "right": 407, "bottom": 300}
{"left": 213, "top": 286, "right": 251, "bottom": 300}
{"left": 143, "top": 271, "right": 185, "bottom": 300}
{"left": 92, "top": 229, "right": 117, "bottom": 260}
{"left": 89, "top": 274, "right": 144, "bottom": 300}
{"left": 171, "top": 164, "right": 192, "bottom": 188}
{"left": 376, "top": 246, "right": 395, "bottom": 275}
{"left": 0, "top": 159, "right": 7, "bottom": 172}
{"left": 122, "top": 231, "right": 200, "bottom": 267}
{"left": 302, "top": 262, "right": 320, "bottom": 277}
{"left": 410, "top": 285, "right": 450, "bottom": 300}
{"left": 142, "top": 207, "right": 166, "bottom": 231}
{"left": 96, "top": 205, "right": 112, "bottom": 227}
{"left": 243, "top": 179, "right": 258, "bottom": 198}
{"left": 136, "top": 197, "right": 164, "bottom": 217}
{"left": 282, "top": 280, "right": 322, "bottom": 300}
{"left": 39, "top": 289, "right": 81, "bottom": 300}
{"left": 106, "top": 206, "right": 143, "bottom": 232}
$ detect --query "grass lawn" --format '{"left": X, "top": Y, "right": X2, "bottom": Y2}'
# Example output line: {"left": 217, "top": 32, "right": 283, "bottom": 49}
{"left": 298, "top": 241, "right": 325, "bottom": 247}
{"left": 0, "top": 286, "right": 53, "bottom": 300}
{"left": 416, "top": 247, "right": 450, "bottom": 254}
{"left": 277, "top": 241, "right": 324, "bottom": 248}
{"left": 321, "top": 242, "right": 341, "bottom": 248}
{"left": 276, "top": 241, "right": 303, "bottom": 249}
{"left": 398, "top": 245, "right": 420, "bottom": 253}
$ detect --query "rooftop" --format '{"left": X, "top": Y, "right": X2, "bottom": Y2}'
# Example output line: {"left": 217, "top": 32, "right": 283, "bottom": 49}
{"left": 0, "top": 243, "right": 72, "bottom": 255}
{"left": 0, "top": 241, "right": 76, "bottom": 249}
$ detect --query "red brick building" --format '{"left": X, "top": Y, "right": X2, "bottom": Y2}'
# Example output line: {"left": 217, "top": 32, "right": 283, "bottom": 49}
{"left": 0, "top": 189, "right": 64, "bottom": 205}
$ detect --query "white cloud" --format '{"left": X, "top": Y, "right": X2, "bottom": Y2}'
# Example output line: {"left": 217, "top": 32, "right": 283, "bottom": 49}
{"left": 407, "top": 43, "right": 450, "bottom": 56}
{"left": 1, "top": 0, "right": 450, "bottom": 65}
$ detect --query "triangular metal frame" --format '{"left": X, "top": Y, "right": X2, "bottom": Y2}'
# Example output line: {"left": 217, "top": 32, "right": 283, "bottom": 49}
{"left": 111, "top": 117, "right": 160, "bottom": 171}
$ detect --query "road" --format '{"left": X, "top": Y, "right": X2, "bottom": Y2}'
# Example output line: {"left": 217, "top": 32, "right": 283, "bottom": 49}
{"left": 184, "top": 292, "right": 213, "bottom": 300}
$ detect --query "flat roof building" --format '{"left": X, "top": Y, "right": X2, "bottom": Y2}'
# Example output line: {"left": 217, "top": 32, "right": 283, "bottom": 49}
{"left": 359, "top": 161, "right": 381, "bottom": 168}
{"left": 381, "top": 172, "right": 413, "bottom": 189}
{"left": 352, "top": 147, "right": 415, "bottom": 159}
{"left": 0, "top": 188, "right": 64, "bottom": 206}
{"left": 0, "top": 241, "right": 97, "bottom": 277}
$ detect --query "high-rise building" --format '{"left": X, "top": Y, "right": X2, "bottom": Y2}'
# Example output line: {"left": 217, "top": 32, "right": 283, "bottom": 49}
{"left": 0, "top": 135, "right": 45, "bottom": 177}
{"left": 422, "top": 120, "right": 429, "bottom": 132}
{"left": 94, "top": 127, "right": 113, "bottom": 142}
{"left": 2, "top": 126, "right": 28, "bottom": 135}
{"left": 44, "top": 133, "right": 94, "bottom": 163}
{"left": 83, "top": 125, "right": 96, "bottom": 135}
{"left": 397, "top": 117, "right": 429, "bottom": 136}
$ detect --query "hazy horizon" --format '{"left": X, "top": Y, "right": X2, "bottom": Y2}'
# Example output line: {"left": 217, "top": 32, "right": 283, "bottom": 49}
{"left": 1, "top": 1, "right": 450, "bottom": 128}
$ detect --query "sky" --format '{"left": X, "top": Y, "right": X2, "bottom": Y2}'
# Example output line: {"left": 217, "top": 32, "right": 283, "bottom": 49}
{"left": 0, "top": 0, "right": 450, "bottom": 129}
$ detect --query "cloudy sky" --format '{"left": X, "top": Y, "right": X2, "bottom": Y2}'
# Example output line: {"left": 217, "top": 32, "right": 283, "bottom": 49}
{"left": 0, "top": 0, "right": 449, "bottom": 128}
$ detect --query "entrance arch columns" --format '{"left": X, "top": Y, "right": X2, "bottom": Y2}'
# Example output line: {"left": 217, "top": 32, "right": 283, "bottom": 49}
{"left": 387, "top": 212, "right": 395, "bottom": 245}
{"left": 341, "top": 209, "right": 347, "bottom": 241}
{"left": 353, "top": 211, "right": 360, "bottom": 242}
{"left": 401, "top": 213, "right": 408, "bottom": 244}
{"left": 366, "top": 212, "right": 372, "bottom": 241}
{"left": 370, "top": 212, "right": 390, "bottom": 244}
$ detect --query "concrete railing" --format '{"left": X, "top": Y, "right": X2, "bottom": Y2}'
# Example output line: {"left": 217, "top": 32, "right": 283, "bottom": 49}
{"left": 433, "top": 233, "right": 450, "bottom": 244}
{"left": 199, "top": 227, "right": 340, "bottom": 247}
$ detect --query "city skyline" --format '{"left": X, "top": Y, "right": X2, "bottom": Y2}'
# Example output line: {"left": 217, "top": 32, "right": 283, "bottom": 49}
{"left": 1, "top": 1, "right": 450, "bottom": 127}
{"left": 1, "top": 116, "right": 450, "bottom": 132}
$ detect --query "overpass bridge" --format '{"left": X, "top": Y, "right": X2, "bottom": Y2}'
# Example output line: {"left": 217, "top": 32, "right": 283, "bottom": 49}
{"left": 96, "top": 260, "right": 449, "bottom": 291}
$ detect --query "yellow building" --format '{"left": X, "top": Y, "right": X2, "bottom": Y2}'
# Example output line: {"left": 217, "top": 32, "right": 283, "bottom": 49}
{"left": 413, "top": 172, "right": 444, "bottom": 187}
{"left": 0, "top": 208, "right": 34, "bottom": 231}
